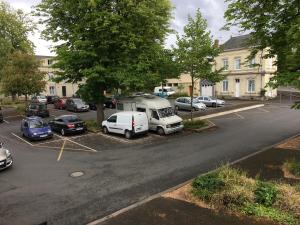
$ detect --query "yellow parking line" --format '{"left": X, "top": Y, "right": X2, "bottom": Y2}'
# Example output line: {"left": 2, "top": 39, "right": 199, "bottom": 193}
{"left": 11, "top": 133, "right": 34, "bottom": 146}
{"left": 57, "top": 139, "right": 67, "bottom": 162}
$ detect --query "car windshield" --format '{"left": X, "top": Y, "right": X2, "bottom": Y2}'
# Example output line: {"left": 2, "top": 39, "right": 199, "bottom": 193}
{"left": 157, "top": 107, "right": 174, "bottom": 118}
{"left": 39, "top": 95, "right": 46, "bottom": 99}
{"left": 64, "top": 116, "right": 81, "bottom": 123}
{"left": 73, "top": 99, "right": 85, "bottom": 104}
{"left": 29, "top": 120, "right": 45, "bottom": 128}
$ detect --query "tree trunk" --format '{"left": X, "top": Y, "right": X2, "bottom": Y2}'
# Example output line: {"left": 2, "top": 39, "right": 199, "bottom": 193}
{"left": 96, "top": 103, "right": 104, "bottom": 127}
{"left": 190, "top": 75, "right": 194, "bottom": 121}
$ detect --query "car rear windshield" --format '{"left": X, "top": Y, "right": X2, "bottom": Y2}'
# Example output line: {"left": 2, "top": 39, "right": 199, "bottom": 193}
{"left": 64, "top": 116, "right": 81, "bottom": 123}
{"left": 73, "top": 99, "right": 85, "bottom": 104}
{"left": 29, "top": 120, "right": 45, "bottom": 128}
{"left": 158, "top": 107, "right": 174, "bottom": 118}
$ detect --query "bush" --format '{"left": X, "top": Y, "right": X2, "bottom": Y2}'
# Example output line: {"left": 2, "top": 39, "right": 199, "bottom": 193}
{"left": 284, "top": 158, "right": 300, "bottom": 176}
{"left": 85, "top": 120, "right": 100, "bottom": 133}
{"left": 254, "top": 181, "right": 278, "bottom": 207}
{"left": 192, "top": 172, "right": 225, "bottom": 201}
{"left": 241, "top": 203, "right": 299, "bottom": 225}
{"left": 169, "top": 92, "right": 189, "bottom": 99}
{"left": 183, "top": 120, "right": 207, "bottom": 129}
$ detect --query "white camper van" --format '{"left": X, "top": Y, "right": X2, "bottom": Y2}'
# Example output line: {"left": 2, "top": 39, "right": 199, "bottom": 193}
{"left": 117, "top": 95, "right": 183, "bottom": 135}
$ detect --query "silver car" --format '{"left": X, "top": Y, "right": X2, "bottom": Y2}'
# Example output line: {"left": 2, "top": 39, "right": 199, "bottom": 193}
{"left": 196, "top": 96, "right": 225, "bottom": 107}
{"left": 0, "top": 143, "right": 13, "bottom": 171}
{"left": 174, "top": 97, "right": 206, "bottom": 111}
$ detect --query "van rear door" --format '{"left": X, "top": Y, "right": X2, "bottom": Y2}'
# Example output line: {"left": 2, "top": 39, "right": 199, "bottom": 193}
{"left": 133, "top": 113, "right": 148, "bottom": 133}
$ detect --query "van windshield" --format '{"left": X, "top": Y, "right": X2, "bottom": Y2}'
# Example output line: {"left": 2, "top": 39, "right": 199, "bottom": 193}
{"left": 158, "top": 107, "right": 174, "bottom": 118}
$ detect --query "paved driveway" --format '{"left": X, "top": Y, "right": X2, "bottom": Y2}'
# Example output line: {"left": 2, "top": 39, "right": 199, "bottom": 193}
{"left": 0, "top": 102, "right": 299, "bottom": 225}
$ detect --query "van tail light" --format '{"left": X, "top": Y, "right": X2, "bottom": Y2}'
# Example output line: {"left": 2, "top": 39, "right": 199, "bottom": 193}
{"left": 132, "top": 116, "right": 135, "bottom": 129}
{"left": 67, "top": 123, "right": 75, "bottom": 128}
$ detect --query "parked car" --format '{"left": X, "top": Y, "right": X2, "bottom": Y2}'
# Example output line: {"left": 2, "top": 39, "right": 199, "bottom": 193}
{"left": 154, "top": 86, "right": 175, "bottom": 97}
{"left": 0, "top": 106, "right": 3, "bottom": 123}
{"left": 65, "top": 98, "right": 89, "bottom": 112}
{"left": 0, "top": 142, "right": 13, "bottom": 170}
{"left": 196, "top": 96, "right": 225, "bottom": 107}
{"left": 54, "top": 98, "right": 67, "bottom": 110}
{"left": 31, "top": 95, "right": 47, "bottom": 104}
{"left": 49, "top": 115, "right": 86, "bottom": 136}
{"left": 25, "top": 103, "right": 49, "bottom": 118}
{"left": 105, "top": 97, "right": 118, "bottom": 109}
{"left": 46, "top": 95, "right": 59, "bottom": 104}
{"left": 174, "top": 97, "right": 206, "bottom": 111}
{"left": 102, "top": 112, "right": 148, "bottom": 139}
{"left": 21, "top": 117, "right": 53, "bottom": 141}
{"left": 117, "top": 95, "right": 183, "bottom": 135}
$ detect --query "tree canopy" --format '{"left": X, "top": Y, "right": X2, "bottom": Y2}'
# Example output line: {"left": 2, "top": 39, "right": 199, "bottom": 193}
{"left": 175, "top": 9, "right": 223, "bottom": 118}
{"left": 35, "top": 0, "right": 173, "bottom": 124}
{"left": 224, "top": 0, "right": 300, "bottom": 90}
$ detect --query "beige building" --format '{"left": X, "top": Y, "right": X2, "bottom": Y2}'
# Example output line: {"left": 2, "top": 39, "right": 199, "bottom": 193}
{"left": 166, "top": 35, "right": 277, "bottom": 99}
{"left": 36, "top": 55, "right": 81, "bottom": 97}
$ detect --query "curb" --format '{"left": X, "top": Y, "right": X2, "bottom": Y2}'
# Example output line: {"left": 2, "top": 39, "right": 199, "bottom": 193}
{"left": 87, "top": 131, "right": 300, "bottom": 225}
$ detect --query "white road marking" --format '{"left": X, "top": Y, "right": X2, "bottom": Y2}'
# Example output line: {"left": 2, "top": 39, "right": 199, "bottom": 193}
{"left": 11, "top": 133, "right": 34, "bottom": 146}
{"left": 53, "top": 133, "right": 97, "bottom": 152}
{"left": 234, "top": 113, "right": 245, "bottom": 119}
{"left": 3, "top": 120, "right": 10, "bottom": 124}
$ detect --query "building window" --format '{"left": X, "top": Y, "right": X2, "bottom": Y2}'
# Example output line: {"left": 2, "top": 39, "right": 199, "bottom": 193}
{"left": 48, "top": 59, "right": 53, "bottom": 65}
{"left": 173, "top": 83, "right": 178, "bottom": 87}
{"left": 235, "top": 57, "right": 241, "bottom": 70}
{"left": 48, "top": 72, "right": 54, "bottom": 80}
{"left": 223, "top": 59, "right": 229, "bottom": 71}
{"left": 222, "top": 80, "right": 229, "bottom": 92}
{"left": 248, "top": 58, "right": 256, "bottom": 68}
{"left": 248, "top": 79, "right": 255, "bottom": 93}
{"left": 49, "top": 86, "right": 55, "bottom": 95}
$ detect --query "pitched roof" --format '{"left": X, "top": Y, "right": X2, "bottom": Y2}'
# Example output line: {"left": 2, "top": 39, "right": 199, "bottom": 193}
{"left": 35, "top": 55, "right": 54, "bottom": 61}
{"left": 222, "top": 34, "right": 251, "bottom": 51}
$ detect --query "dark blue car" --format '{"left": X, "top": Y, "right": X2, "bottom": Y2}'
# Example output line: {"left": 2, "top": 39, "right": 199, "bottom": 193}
{"left": 21, "top": 117, "right": 53, "bottom": 141}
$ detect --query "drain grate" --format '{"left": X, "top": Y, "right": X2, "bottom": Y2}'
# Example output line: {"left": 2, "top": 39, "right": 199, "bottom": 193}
{"left": 70, "top": 171, "right": 84, "bottom": 178}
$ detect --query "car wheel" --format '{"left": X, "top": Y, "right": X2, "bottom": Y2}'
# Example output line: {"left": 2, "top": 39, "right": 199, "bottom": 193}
{"left": 61, "top": 129, "right": 65, "bottom": 136}
{"left": 192, "top": 107, "right": 197, "bottom": 111}
{"left": 175, "top": 106, "right": 179, "bottom": 111}
{"left": 157, "top": 127, "right": 165, "bottom": 136}
{"left": 103, "top": 126, "right": 109, "bottom": 134}
{"left": 212, "top": 103, "right": 217, "bottom": 107}
{"left": 125, "top": 130, "right": 132, "bottom": 139}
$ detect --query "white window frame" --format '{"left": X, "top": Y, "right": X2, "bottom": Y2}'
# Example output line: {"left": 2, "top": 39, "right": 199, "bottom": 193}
{"left": 222, "top": 80, "right": 229, "bottom": 92}
{"left": 247, "top": 79, "right": 255, "bottom": 93}
{"left": 48, "top": 72, "right": 54, "bottom": 80}
{"left": 223, "top": 58, "right": 229, "bottom": 71}
{"left": 248, "top": 58, "right": 256, "bottom": 68}
{"left": 235, "top": 57, "right": 241, "bottom": 70}
{"left": 49, "top": 86, "right": 55, "bottom": 95}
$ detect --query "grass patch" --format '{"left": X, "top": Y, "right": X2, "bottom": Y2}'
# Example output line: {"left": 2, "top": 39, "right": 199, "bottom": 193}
{"left": 15, "top": 104, "right": 26, "bottom": 115}
{"left": 85, "top": 120, "right": 100, "bottom": 133}
{"left": 191, "top": 166, "right": 300, "bottom": 225}
{"left": 284, "top": 158, "right": 300, "bottom": 177}
{"left": 183, "top": 120, "right": 207, "bottom": 130}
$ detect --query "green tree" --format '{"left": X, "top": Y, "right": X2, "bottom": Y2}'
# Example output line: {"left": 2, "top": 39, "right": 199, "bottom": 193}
{"left": 0, "top": 1, "right": 33, "bottom": 77}
{"left": 224, "top": 0, "right": 300, "bottom": 108}
{"left": 175, "top": 9, "right": 223, "bottom": 119}
{"left": 1, "top": 51, "right": 46, "bottom": 101}
{"left": 35, "top": 0, "right": 172, "bottom": 125}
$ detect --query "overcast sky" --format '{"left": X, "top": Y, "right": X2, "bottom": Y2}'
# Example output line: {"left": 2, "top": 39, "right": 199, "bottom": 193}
{"left": 6, "top": 0, "right": 243, "bottom": 56}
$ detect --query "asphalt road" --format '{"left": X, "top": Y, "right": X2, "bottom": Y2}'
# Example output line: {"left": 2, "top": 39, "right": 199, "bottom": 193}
{"left": 0, "top": 102, "right": 299, "bottom": 225}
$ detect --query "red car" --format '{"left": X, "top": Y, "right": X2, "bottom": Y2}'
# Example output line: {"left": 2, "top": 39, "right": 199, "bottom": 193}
{"left": 54, "top": 98, "right": 67, "bottom": 110}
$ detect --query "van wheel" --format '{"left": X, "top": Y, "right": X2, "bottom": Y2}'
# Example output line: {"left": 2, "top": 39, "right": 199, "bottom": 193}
{"left": 157, "top": 127, "right": 165, "bottom": 136}
{"left": 61, "top": 129, "right": 65, "bottom": 136}
{"left": 125, "top": 130, "right": 132, "bottom": 139}
{"left": 103, "top": 126, "right": 109, "bottom": 134}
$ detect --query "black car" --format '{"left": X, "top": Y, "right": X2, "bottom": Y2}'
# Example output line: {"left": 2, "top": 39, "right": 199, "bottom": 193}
{"left": 25, "top": 103, "right": 49, "bottom": 118}
{"left": 0, "top": 106, "right": 3, "bottom": 123}
{"left": 46, "top": 95, "right": 59, "bottom": 104}
{"left": 65, "top": 98, "right": 89, "bottom": 112}
{"left": 49, "top": 115, "right": 86, "bottom": 136}
{"left": 104, "top": 97, "right": 117, "bottom": 109}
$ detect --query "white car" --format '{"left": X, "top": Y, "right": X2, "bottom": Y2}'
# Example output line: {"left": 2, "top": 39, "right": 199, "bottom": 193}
{"left": 0, "top": 143, "right": 13, "bottom": 171}
{"left": 174, "top": 97, "right": 206, "bottom": 111}
{"left": 31, "top": 95, "right": 47, "bottom": 104}
{"left": 196, "top": 96, "right": 225, "bottom": 107}
{"left": 102, "top": 112, "right": 149, "bottom": 139}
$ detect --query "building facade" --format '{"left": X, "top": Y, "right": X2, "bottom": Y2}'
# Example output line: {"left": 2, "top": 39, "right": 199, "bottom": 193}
{"left": 36, "top": 55, "right": 81, "bottom": 97}
{"left": 166, "top": 35, "right": 277, "bottom": 99}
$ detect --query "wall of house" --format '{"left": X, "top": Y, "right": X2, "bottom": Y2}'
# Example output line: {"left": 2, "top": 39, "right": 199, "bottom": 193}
{"left": 38, "top": 56, "right": 82, "bottom": 97}
{"left": 166, "top": 73, "right": 200, "bottom": 96}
